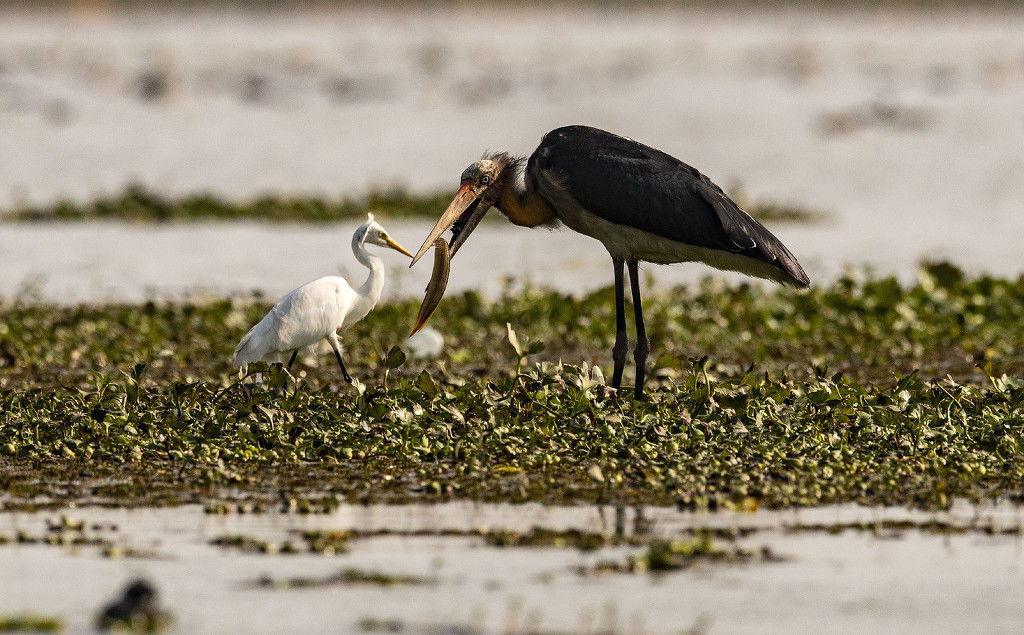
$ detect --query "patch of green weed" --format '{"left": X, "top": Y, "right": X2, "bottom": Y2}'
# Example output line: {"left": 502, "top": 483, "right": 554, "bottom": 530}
{"left": 3, "top": 185, "right": 819, "bottom": 225}
{"left": 0, "top": 264, "right": 1023, "bottom": 510}
{"left": 0, "top": 614, "right": 64, "bottom": 632}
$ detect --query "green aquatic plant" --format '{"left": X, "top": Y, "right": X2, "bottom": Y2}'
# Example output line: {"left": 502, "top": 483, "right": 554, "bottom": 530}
{"left": 253, "top": 568, "right": 429, "bottom": 589}
{"left": 0, "top": 263, "right": 1023, "bottom": 510}
{"left": 5, "top": 185, "right": 454, "bottom": 223}
{"left": 3, "top": 185, "right": 820, "bottom": 225}
{"left": 2, "top": 262, "right": 1022, "bottom": 390}
{"left": 209, "top": 535, "right": 298, "bottom": 555}
{"left": 481, "top": 527, "right": 641, "bottom": 551}
{"left": 581, "top": 532, "right": 776, "bottom": 576}
{"left": 0, "top": 614, "right": 64, "bottom": 632}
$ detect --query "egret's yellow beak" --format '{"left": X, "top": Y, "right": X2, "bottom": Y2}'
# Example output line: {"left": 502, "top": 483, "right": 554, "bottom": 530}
{"left": 384, "top": 236, "right": 414, "bottom": 258}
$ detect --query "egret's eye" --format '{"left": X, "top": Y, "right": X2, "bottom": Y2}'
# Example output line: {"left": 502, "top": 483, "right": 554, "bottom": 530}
{"left": 480, "top": 175, "right": 491, "bottom": 185}
{"left": 378, "top": 232, "right": 386, "bottom": 238}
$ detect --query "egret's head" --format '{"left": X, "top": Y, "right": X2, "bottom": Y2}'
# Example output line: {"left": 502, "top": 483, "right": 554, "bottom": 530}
{"left": 410, "top": 153, "right": 513, "bottom": 265}
{"left": 358, "top": 213, "right": 414, "bottom": 257}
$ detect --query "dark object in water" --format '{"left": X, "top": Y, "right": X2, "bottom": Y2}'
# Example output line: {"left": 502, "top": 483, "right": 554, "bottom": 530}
{"left": 96, "top": 579, "right": 172, "bottom": 632}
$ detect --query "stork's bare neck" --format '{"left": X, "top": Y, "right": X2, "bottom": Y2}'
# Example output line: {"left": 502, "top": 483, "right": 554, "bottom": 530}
{"left": 494, "top": 155, "right": 557, "bottom": 228}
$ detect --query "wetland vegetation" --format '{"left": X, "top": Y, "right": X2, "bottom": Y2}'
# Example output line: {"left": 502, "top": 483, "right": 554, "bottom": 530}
{"left": 1, "top": 262, "right": 1023, "bottom": 511}
{"left": 2, "top": 185, "right": 823, "bottom": 225}
{"left": 0, "top": 614, "right": 64, "bottom": 632}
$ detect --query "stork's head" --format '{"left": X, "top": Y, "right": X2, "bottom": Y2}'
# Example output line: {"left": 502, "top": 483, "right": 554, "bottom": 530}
{"left": 410, "top": 153, "right": 512, "bottom": 265}
{"left": 357, "top": 213, "right": 414, "bottom": 257}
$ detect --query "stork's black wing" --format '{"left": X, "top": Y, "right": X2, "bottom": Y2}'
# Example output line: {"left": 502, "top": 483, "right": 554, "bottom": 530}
{"left": 529, "top": 125, "right": 809, "bottom": 287}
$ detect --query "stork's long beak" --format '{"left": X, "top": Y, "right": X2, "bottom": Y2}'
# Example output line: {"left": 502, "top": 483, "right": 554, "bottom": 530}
{"left": 410, "top": 238, "right": 450, "bottom": 336}
{"left": 410, "top": 182, "right": 486, "bottom": 267}
{"left": 384, "top": 236, "right": 414, "bottom": 258}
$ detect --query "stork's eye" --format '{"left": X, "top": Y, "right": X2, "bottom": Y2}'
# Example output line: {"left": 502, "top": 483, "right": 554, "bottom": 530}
{"left": 480, "top": 175, "right": 491, "bottom": 185}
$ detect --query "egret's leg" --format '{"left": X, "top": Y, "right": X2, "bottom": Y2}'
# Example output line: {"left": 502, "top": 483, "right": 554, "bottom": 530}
{"left": 327, "top": 333, "right": 353, "bottom": 384}
{"left": 628, "top": 260, "right": 650, "bottom": 400}
{"left": 611, "top": 257, "right": 628, "bottom": 390}
{"left": 287, "top": 350, "right": 298, "bottom": 369}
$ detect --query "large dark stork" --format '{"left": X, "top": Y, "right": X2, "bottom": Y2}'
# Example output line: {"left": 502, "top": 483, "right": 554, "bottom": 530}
{"left": 411, "top": 125, "right": 809, "bottom": 398}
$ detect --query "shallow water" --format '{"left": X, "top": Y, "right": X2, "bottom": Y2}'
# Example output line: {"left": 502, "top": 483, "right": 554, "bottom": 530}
{"left": 1, "top": 501, "right": 1022, "bottom": 633}
{"left": 1, "top": 214, "right": 1021, "bottom": 304}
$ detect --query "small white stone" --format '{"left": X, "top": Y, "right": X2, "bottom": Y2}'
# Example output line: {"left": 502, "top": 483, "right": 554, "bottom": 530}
{"left": 406, "top": 327, "right": 444, "bottom": 359}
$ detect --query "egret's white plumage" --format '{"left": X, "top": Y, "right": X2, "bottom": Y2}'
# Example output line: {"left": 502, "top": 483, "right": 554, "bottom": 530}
{"left": 233, "top": 214, "right": 412, "bottom": 381}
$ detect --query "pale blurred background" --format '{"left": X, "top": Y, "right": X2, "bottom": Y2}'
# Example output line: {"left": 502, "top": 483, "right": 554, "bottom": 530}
{"left": 2, "top": 1, "right": 1023, "bottom": 301}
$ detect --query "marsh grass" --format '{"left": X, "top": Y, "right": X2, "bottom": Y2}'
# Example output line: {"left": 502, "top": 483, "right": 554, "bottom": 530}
{"left": 1, "top": 263, "right": 1023, "bottom": 510}
{"left": 584, "top": 534, "right": 763, "bottom": 575}
{"left": 253, "top": 568, "right": 430, "bottom": 589}
{"left": 0, "top": 614, "right": 64, "bottom": 632}
{"left": 2, "top": 185, "right": 822, "bottom": 225}
{"left": 4, "top": 186, "right": 453, "bottom": 224}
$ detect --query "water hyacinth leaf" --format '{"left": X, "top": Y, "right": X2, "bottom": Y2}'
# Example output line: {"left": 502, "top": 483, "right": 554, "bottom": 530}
{"left": 918, "top": 261, "right": 965, "bottom": 291}
{"left": 267, "top": 364, "right": 289, "bottom": 390}
{"left": 1, "top": 263, "right": 1024, "bottom": 509}
{"left": 384, "top": 346, "right": 407, "bottom": 369}
{"left": 415, "top": 371, "right": 438, "bottom": 396}
{"left": 526, "top": 340, "right": 545, "bottom": 356}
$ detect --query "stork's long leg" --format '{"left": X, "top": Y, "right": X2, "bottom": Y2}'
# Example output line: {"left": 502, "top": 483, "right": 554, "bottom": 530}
{"left": 327, "top": 333, "right": 353, "bottom": 384}
{"left": 628, "top": 260, "right": 650, "bottom": 399}
{"left": 611, "top": 257, "right": 628, "bottom": 390}
{"left": 287, "top": 350, "right": 298, "bottom": 369}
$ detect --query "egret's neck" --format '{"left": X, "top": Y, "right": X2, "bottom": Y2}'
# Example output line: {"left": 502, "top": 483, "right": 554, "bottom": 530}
{"left": 496, "top": 161, "right": 557, "bottom": 228}
{"left": 352, "top": 236, "right": 386, "bottom": 304}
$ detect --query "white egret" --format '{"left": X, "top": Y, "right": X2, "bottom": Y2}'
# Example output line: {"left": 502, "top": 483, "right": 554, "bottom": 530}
{"left": 232, "top": 214, "right": 413, "bottom": 382}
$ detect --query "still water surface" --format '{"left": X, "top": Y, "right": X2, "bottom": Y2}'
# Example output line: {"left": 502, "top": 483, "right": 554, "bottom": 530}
{"left": 1, "top": 501, "right": 1022, "bottom": 633}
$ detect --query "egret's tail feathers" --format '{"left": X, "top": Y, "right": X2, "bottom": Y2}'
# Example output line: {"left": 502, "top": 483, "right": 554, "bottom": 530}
{"left": 232, "top": 330, "right": 263, "bottom": 367}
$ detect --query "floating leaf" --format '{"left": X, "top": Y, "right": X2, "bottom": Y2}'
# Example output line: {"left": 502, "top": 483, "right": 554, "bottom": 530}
{"left": 384, "top": 346, "right": 407, "bottom": 370}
